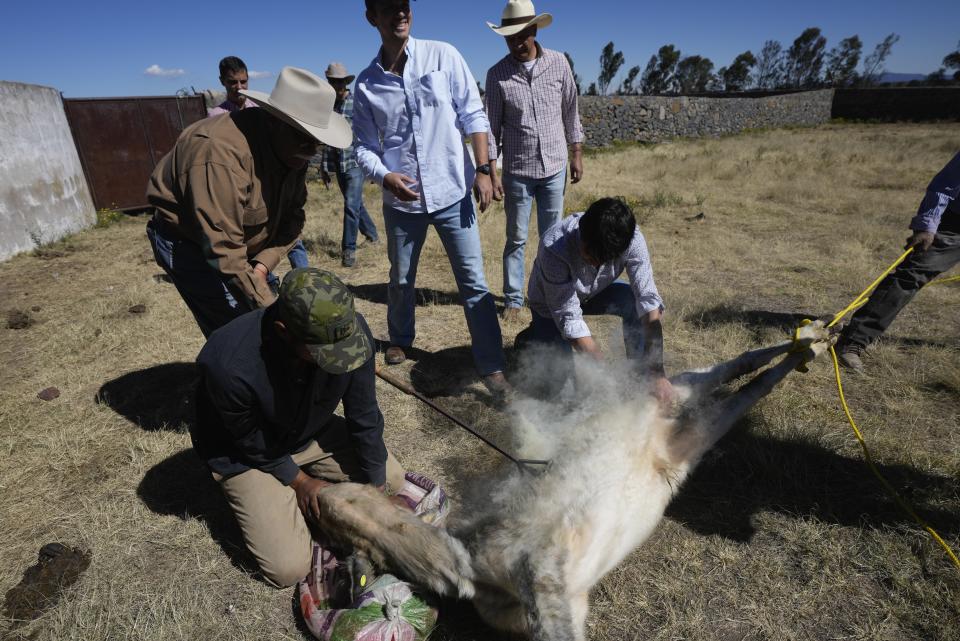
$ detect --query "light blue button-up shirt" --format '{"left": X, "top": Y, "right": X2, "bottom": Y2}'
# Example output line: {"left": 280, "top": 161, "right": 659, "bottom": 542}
{"left": 353, "top": 37, "right": 489, "bottom": 214}
{"left": 910, "top": 151, "right": 959, "bottom": 232}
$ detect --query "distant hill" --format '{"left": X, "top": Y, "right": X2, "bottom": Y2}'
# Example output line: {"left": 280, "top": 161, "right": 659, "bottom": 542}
{"left": 878, "top": 72, "right": 927, "bottom": 83}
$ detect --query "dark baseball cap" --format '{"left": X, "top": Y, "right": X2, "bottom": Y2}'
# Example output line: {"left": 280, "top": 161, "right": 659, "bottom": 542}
{"left": 277, "top": 268, "right": 372, "bottom": 374}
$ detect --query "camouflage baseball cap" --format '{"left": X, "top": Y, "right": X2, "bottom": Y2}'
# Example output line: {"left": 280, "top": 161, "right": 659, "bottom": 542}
{"left": 277, "top": 268, "right": 372, "bottom": 374}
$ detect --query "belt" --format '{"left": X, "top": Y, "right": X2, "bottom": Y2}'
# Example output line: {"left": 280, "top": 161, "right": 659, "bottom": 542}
{"left": 149, "top": 214, "right": 189, "bottom": 241}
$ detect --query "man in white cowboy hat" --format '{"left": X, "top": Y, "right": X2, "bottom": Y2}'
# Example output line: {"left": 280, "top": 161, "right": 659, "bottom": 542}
{"left": 319, "top": 62, "right": 380, "bottom": 268}
{"left": 206, "top": 55, "right": 311, "bottom": 272}
{"left": 484, "top": 0, "right": 585, "bottom": 324}
{"left": 147, "top": 66, "right": 353, "bottom": 338}
{"left": 352, "top": 0, "right": 510, "bottom": 395}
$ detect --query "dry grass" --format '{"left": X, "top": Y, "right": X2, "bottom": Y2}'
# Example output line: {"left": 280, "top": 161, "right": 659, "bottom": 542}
{"left": 1, "top": 122, "right": 958, "bottom": 640}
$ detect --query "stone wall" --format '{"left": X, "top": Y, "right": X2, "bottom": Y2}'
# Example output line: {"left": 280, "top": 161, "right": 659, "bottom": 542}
{"left": 832, "top": 87, "right": 960, "bottom": 122}
{"left": 578, "top": 89, "right": 834, "bottom": 146}
{"left": 0, "top": 81, "right": 96, "bottom": 262}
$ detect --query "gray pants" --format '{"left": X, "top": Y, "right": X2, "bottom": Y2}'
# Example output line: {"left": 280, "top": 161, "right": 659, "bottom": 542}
{"left": 842, "top": 230, "right": 960, "bottom": 349}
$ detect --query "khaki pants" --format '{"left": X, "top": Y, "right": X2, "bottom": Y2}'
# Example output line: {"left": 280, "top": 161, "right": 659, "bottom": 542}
{"left": 217, "top": 416, "right": 406, "bottom": 588}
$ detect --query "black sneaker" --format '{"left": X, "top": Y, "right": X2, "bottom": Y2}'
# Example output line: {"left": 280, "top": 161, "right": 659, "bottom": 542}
{"left": 341, "top": 251, "right": 356, "bottom": 268}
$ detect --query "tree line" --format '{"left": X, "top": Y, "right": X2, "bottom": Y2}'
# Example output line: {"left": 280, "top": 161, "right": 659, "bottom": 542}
{"left": 564, "top": 32, "right": 960, "bottom": 95}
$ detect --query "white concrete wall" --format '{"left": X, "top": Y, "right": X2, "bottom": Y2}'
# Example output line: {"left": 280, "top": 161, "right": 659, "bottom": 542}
{"left": 0, "top": 81, "right": 96, "bottom": 262}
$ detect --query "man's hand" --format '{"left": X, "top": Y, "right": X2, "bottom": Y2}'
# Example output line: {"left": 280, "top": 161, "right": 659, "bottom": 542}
{"left": 473, "top": 173, "right": 493, "bottom": 213}
{"left": 650, "top": 376, "right": 675, "bottom": 408}
{"left": 905, "top": 231, "right": 935, "bottom": 252}
{"left": 490, "top": 162, "right": 504, "bottom": 202}
{"left": 570, "top": 147, "right": 584, "bottom": 184}
{"left": 383, "top": 173, "right": 420, "bottom": 202}
{"left": 290, "top": 471, "right": 332, "bottom": 523}
{"left": 252, "top": 262, "right": 270, "bottom": 285}
{"left": 571, "top": 336, "right": 603, "bottom": 361}
{"left": 320, "top": 170, "right": 332, "bottom": 189}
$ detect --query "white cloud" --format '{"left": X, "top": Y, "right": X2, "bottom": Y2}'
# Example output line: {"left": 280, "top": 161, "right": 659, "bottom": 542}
{"left": 144, "top": 64, "right": 186, "bottom": 78}
{"left": 248, "top": 70, "right": 272, "bottom": 79}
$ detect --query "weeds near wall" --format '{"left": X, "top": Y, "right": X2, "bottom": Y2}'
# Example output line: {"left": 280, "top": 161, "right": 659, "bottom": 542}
{"left": 96, "top": 207, "right": 125, "bottom": 228}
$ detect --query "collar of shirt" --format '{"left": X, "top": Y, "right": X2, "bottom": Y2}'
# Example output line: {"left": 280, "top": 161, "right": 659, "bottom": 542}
{"left": 217, "top": 98, "right": 257, "bottom": 113}
{"left": 508, "top": 41, "right": 545, "bottom": 78}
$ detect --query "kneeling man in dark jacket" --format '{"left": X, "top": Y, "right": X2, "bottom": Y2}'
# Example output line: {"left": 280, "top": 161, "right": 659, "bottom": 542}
{"left": 192, "top": 267, "right": 405, "bottom": 587}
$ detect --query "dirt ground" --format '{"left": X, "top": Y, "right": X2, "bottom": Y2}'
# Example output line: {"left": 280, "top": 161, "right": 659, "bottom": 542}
{"left": 0, "top": 123, "right": 958, "bottom": 640}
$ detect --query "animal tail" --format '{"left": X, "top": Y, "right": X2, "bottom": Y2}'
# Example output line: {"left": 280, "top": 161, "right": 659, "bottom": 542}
{"left": 316, "top": 483, "right": 476, "bottom": 599}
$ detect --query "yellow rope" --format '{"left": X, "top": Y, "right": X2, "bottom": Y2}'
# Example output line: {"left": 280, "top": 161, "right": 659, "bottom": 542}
{"left": 827, "top": 247, "right": 914, "bottom": 329}
{"left": 819, "top": 246, "right": 960, "bottom": 571}
{"left": 929, "top": 274, "right": 960, "bottom": 286}
{"left": 828, "top": 346, "right": 960, "bottom": 570}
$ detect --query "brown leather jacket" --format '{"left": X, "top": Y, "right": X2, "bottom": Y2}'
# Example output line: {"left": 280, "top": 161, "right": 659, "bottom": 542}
{"left": 147, "top": 109, "right": 306, "bottom": 307}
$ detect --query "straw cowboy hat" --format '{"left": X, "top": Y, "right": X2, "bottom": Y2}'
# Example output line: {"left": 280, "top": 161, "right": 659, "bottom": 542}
{"left": 487, "top": 0, "right": 552, "bottom": 36}
{"left": 240, "top": 66, "right": 352, "bottom": 148}
{"left": 324, "top": 62, "right": 355, "bottom": 84}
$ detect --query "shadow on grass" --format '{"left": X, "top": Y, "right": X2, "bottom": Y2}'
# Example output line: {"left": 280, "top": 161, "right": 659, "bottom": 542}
{"left": 301, "top": 234, "right": 340, "bottom": 259}
{"left": 348, "top": 283, "right": 463, "bottom": 307}
{"left": 404, "top": 342, "right": 550, "bottom": 402}
{"left": 686, "top": 306, "right": 822, "bottom": 333}
{"left": 95, "top": 362, "right": 198, "bottom": 432}
{"left": 137, "top": 448, "right": 257, "bottom": 575}
{"left": 667, "top": 419, "right": 960, "bottom": 542}
{"left": 687, "top": 305, "right": 954, "bottom": 349}
{"left": 409, "top": 345, "right": 481, "bottom": 399}
{"left": 429, "top": 597, "right": 518, "bottom": 641}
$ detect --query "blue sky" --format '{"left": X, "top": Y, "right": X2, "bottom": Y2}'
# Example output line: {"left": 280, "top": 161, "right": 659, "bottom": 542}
{"left": 2, "top": 1, "right": 957, "bottom": 97}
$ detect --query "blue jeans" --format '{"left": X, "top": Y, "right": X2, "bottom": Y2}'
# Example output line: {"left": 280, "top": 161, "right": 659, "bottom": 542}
{"left": 338, "top": 166, "right": 378, "bottom": 252}
{"left": 287, "top": 239, "right": 309, "bottom": 269}
{"left": 519, "top": 281, "right": 645, "bottom": 359}
{"left": 384, "top": 196, "right": 505, "bottom": 376}
{"left": 147, "top": 219, "right": 254, "bottom": 338}
{"left": 502, "top": 167, "right": 566, "bottom": 308}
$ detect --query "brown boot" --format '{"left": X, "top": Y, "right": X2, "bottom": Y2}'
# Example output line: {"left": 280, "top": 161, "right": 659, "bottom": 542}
{"left": 384, "top": 345, "right": 406, "bottom": 365}
{"left": 481, "top": 371, "right": 513, "bottom": 398}
{"left": 837, "top": 343, "right": 865, "bottom": 372}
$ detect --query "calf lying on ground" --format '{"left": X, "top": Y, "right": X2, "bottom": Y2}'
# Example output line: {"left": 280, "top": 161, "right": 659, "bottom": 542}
{"left": 315, "top": 321, "right": 837, "bottom": 641}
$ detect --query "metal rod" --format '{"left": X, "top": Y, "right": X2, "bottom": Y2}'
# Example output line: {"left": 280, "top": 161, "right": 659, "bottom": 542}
{"left": 375, "top": 366, "right": 549, "bottom": 471}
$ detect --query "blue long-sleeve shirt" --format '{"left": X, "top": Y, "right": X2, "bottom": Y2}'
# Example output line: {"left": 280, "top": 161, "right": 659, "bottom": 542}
{"left": 352, "top": 37, "right": 489, "bottom": 214}
{"left": 193, "top": 307, "right": 387, "bottom": 486}
{"left": 910, "top": 151, "right": 960, "bottom": 233}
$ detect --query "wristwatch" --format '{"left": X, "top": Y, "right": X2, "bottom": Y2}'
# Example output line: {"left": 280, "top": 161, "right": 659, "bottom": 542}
{"left": 475, "top": 163, "right": 491, "bottom": 175}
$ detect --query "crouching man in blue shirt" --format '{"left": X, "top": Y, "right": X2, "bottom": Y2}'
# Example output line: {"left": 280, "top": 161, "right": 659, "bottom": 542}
{"left": 192, "top": 268, "right": 406, "bottom": 587}
{"left": 518, "top": 197, "right": 674, "bottom": 405}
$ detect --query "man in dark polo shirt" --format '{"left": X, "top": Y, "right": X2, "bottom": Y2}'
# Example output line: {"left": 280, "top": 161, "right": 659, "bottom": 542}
{"left": 192, "top": 268, "right": 405, "bottom": 587}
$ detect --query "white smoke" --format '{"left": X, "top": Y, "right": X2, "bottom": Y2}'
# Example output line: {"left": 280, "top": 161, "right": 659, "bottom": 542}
{"left": 506, "top": 340, "right": 660, "bottom": 463}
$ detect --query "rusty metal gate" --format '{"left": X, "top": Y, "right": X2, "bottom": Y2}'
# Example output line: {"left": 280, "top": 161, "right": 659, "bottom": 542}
{"left": 63, "top": 95, "right": 207, "bottom": 210}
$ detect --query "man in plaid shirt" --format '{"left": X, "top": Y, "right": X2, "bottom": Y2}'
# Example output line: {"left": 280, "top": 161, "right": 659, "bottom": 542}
{"left": 484, "top": 0, "right": 585, "bottom": 322}
{"left": 320, "top": 62, "right": 380, "bottom": 268}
